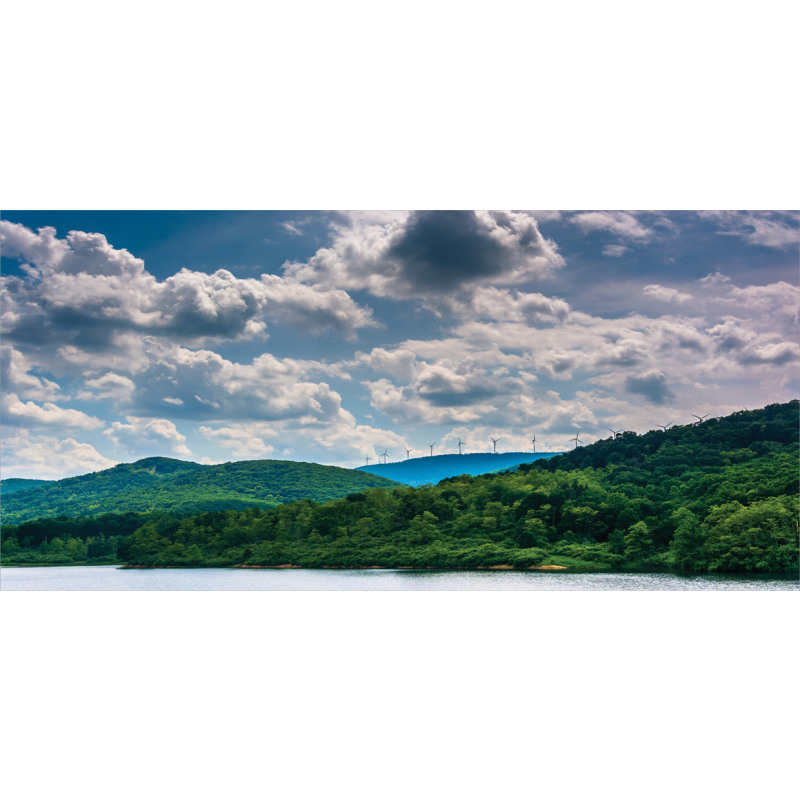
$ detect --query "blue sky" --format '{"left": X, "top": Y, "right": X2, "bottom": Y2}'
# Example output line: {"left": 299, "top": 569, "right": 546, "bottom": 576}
{"left": 1, "top": 210, "right": 798, "bottom": 479}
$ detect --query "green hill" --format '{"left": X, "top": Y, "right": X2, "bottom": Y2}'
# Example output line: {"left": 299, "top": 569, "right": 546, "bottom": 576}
{"left": 0, "top": 456, "right": 400, "bottom": 525}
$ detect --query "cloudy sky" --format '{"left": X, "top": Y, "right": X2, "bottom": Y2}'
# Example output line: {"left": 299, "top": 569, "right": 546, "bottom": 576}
{"left": 1, "top": 209, "right": 798, "bottom": 479}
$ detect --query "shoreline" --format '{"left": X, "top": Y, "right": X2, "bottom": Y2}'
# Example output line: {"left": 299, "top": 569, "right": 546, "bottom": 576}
{"left": 4, "top": 562, "right": 797, "bottom": 578}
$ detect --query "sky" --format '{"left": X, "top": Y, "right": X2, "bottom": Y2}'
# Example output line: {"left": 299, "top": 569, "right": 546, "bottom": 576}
{"left": 1, "top": 209, "right": 798, "bottom": 479}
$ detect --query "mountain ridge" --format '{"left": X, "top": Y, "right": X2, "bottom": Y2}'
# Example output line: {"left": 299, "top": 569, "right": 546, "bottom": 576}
{"left": 1, "top": 456, "right": 400, "bottom": 525}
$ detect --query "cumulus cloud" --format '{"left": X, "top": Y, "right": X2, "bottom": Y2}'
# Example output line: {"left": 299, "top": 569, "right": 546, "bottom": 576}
{"left": 77, "top": 372, "right": 136, "bottom": 402}
{"left": 283, "top": 210, "right": 564, "bottom": 299}
{"left": 126, "top": 345, "right": 352, "bottom": 424}
{"left": 104, "top": 416, "right": 192, "bottom": 457}
{"left": 2, "top": 393, "right": 104, "bottom": 429}
{"left": 602, "top": 244, "right": 628, "bottom": 257}
{"left": 353, "top": 347, "right": 420, "bottom": 382}
{"left": 199, "top": 423, "right": 279, "bottom": 459}
{"left": 0, "top": 345, "right": 64, "bottom": 400}
{"left": 0, "top": 221, "right": 376, "bottom": 349}
{"left": 1, "top": 431, "right": 117, "bottom": 479}
{"left": 445, "top": 287, "right": 570, "bottom": 325}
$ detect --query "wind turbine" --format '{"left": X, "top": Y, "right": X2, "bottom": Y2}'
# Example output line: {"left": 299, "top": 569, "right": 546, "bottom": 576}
{"left": 569, "top": 432, "right": 583, "bottom": 450}
{"left": 381, "top": 449, "right": 389, "bottom": 464}
{"left": 406, "top": 448, "right": 413, "bottom": 460}
{"left": 456, "top": 437, "right": 464, "bottom": 455}
{"left": 428, "top": 442, "right": 436, "bottom": 457}
{"left": 657, "top": 421, "right": 673, "bottom": 432}
{"left": 365, "top": 455, "right": 372, "bottom": 465}
{"left": 530, "top": 434, "right": 537, "bottom": 453}
{"left": 691, "top": 413, "right": 709, "bottom": 425}
{"left": 490, "top": 436, "right": 500, "bottom": 454}
{"left": 607, "top": 427, "right": 622, "bottom": 439}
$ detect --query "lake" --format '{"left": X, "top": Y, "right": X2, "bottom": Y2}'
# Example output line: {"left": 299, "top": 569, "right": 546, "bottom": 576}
{"left": 2, "top": 565, "right": 797, "bottom": 590}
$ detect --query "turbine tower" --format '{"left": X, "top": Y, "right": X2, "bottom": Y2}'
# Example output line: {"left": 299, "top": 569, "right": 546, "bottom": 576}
{"left": 381, "top": 449, "right": 389, "bottom": 464}
{"left": 365, "top": 455, "right": 371, "bottom": 465}
{"left": 490, "top": 436, "right": 500, "bottom": 454}
{"left": 406, "top": 448, "right": 413, "bottom": 460}
{"left": 607, "top": 427, "right": 622, "bottom": 439}
{"left": 456, "top": 437, "right": 464, "bottom": 455}
{"left": 428, "top": 442, "right": 436, "bottom": 457}
{"left": 531, "top": 434, "right": 536, "bottom": 453}
{"left": 691, "top": 413, "right": 709, "bottom": 425}
{"left": 569, "top": 432, "right": 583, "bottom": 450}
{"left": 658, "top": 421, "right": 673, "bottom": 432}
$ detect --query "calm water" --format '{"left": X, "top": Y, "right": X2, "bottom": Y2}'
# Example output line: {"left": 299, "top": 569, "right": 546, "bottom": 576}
{"left": 2, "top": 565, "right": 798, "bottom": 590}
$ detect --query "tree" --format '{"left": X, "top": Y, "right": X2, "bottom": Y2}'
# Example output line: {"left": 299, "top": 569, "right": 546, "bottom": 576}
{"left": 668, "top": 508, "right": 706, "bottom": 571}
{"left": 623, "top": 520, "right": 654, "bottom": 563}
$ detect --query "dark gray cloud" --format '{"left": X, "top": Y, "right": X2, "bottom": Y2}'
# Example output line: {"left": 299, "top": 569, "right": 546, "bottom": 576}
{"left": 284, "top": 210, "right": 564, "bottom": 300}
{"left": 624, "top": 370, "right": 675, "bottom": 405}
{"left": 387, "top": 211, "right": 542, "bottom": 291}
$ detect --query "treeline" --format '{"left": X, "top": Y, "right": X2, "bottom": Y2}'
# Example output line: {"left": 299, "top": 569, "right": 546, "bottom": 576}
{"left": 3, "top": 401, "right": 798, "bottom": 573}
{"left": 1, "top": 513, "right": 148, "bottom": 565}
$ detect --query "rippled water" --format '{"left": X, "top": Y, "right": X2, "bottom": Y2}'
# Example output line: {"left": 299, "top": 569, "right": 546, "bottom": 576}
{"left": 2, "top": 565, "right": 797, "bottom": 590}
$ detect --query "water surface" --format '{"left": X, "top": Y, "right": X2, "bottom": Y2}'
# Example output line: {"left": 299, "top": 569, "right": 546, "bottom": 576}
{"left": 2, "top": 565, "right": 797, "bottom": 591}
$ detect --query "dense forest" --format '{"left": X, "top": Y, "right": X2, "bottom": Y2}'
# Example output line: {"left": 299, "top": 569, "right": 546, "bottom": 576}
{"left": 1, "top": 457, "right": 399, "bottom": 525}
{"left": 2, "top": 401, "right": 798, "bottom": 573}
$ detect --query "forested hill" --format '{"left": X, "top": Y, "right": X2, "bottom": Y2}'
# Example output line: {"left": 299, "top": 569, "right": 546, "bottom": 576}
{"left": 0, "top": 457, "right": 400, "bottom": 525}
{"left": 518, "top": 401, "right": 798, "bottom": 476}
{"left": 356, "top": 452, "right": 562, "bottom": 486}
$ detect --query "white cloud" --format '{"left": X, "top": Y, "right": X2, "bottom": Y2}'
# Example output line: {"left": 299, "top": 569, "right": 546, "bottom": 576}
{"left": 445, "top": 287, "right": 570, "bottom": 324}
{"left": 104, "top": 416, "right": 192, "bottom": 457}
{"left": 0, "top": 345, "right": 64, "bottom": 401}
{"left": 602, "top": 244, "right": 628, "bottom": 257}
{"left": 526, "top": 210, "right": 563, "bottom": 222}
{"left": 2, "top": 393, "right": 104, "bottom": 429}
{"left": 700, "top": 211, "right": 800, "bottom": 249}
{"left": 1, "top": 431, "right": 117, "bottom": 479}
{"left": 199, "top": 416, "right": 413, "bottom": 467}
{"left": 199, "top": 423, "right": 278, "bottom": 459}
{"left": 127, "top": 344, "right": 352, "bottom": 424}
{"left": 570, "top": 211, "right": 653, "bottom": 240}
{"left": 643, "top": 284, "right": 692, "bottom": 303}
{"left": 77, "top": 372, "right": 136, "bottom": 402}
{"left": 0, "top": 221, "right": 377, "bottom": 348}
{"left": 279, "top": 221, "right": 304, "bottom": 236}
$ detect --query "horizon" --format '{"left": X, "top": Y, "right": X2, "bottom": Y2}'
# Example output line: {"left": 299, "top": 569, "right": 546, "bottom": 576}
{"left": 1, "top": 211, "right": 798, "bottom": 480}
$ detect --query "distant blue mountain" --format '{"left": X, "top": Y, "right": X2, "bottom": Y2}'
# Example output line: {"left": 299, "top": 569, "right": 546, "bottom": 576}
{"left": 355, "top": 451, "right": 562, "bottom": 487}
